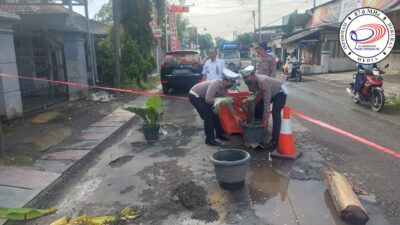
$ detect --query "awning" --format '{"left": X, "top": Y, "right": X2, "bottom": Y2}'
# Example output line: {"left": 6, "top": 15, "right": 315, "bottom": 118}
{"left": 282, "top": 27, "right": 323, "bottom": 44}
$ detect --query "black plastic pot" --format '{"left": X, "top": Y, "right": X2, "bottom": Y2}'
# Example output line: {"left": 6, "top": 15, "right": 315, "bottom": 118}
{"left": 242, "top": 122, "right": 265, "bottom": 143}
{"left": 143, "top": 125, "right": 160, "bottom": 141}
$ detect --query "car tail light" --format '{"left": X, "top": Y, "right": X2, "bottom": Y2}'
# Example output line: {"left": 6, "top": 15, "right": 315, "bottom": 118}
{"left": 161, "top": 60, "right": 170, "bottom": 68}
{"left": 161, "top": 80, "right": 168, "bottom": 84}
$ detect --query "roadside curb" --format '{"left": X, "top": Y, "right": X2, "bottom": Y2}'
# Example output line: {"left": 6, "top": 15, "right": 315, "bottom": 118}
{"left": 0, "top": 108, "right": 138, "bottom": 225}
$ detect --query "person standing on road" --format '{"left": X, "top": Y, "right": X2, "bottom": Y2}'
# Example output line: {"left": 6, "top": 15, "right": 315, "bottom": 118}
{"left": 239, "top": 65, "right": 288, "bottom": 151}
{"left": 252, "top": 42, "right": 277, "bottom": 78}
{"left": 202, "top": 48, "right": 225, "bottom": 81}
{"left": 189, "top": 69, "right": 239, "bottom": 146}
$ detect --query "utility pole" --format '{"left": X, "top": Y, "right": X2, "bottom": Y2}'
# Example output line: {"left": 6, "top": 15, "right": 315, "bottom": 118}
{"left": 258, "top": 0, "right": 261, "bottom": 42}
{"left": 84, "top": 0, "right": 96, "bottom": 86}
{"left": 164, "top": 2, "right": 169, "bottom": 52}
{"left": 313, "top": 0, "right": 316, "bottom": 12}
{"left": 253, "top": 10, "right": 256, "bottom": 42}
{"left": 0, "top": 120, "right": 5, "bottom": 159}
{"left": 112, "top": 0, "right": 121, "bottom": 88}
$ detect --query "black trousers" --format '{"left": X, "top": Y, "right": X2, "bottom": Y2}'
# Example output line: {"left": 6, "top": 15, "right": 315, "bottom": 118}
{"left": 255, "top": 92, "right": 287, "bottom": 143}
{"left": 189, "top": 94, "right": 224, "bottom": 142}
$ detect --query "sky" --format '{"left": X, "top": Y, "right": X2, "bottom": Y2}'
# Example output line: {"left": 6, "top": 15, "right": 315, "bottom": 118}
{"left": 80, "top": 0, "right": 331, "bottom": 40}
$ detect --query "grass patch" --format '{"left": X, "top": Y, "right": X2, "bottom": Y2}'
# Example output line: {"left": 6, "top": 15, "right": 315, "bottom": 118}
{"left": 387, "top": 98, "right": 400, "bottom": 108}
{"left": 124, "top": 75, "right": 160, "bottom": 91}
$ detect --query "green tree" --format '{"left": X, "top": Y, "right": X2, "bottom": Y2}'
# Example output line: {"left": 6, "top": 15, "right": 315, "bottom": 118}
{"left": 120, "top": 0, "right": 155, "bottom": 84}
{"left": 176, "top": 13, "right": 190, "bottom": 49}
{"left": 121, "top": 37, "right": 144, "bottom": 85}
{"left": 94, "top": 0, "right": 112, "bottom": 23}
{"left": 121, "top": 0, "right": 154, "bottom": 53}
{"left": 215, "top": 37, "right": 228, "bottom": 48}
{"left": 198, "top": 33, "right": 214, "bottom": 51}
{"left": 96, "top": 25, "right": 115, "bottom": 85}
{"left": 235, "top": 32, "right": 253, "bottom": 50}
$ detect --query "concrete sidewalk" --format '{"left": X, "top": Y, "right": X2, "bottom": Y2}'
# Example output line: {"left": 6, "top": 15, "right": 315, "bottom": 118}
{"left": 0, "top": 107, "right": 136, "bottom": 224}
{"left": 307, "top": 70, "right": 400, "bottom": 99}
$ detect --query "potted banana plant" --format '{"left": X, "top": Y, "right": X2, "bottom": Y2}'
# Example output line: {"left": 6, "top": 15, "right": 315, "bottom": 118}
{"left": 125, "top": 96, "right": 163, "bottom": 141}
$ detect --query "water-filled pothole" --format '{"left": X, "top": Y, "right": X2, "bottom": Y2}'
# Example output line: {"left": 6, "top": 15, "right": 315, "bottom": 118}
{"left": 207, "top": 154, "right": 389, "bottom": 225}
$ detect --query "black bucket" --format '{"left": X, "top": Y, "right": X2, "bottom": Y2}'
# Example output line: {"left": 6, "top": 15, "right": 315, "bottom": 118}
{"left": 210, "top": 149, "right": 251, "bottom": 190}
{"left": 242, "top": 122, "right": 265, "bottom": 143}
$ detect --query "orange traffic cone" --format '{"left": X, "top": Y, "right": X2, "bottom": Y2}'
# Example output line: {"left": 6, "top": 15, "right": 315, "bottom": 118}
{"left": 272, "top": 106, "right": 301, "bottom": 159}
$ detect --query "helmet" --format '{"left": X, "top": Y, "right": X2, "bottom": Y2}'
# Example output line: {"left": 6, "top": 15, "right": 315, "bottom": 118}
{"left": 239, "top": 65, "right": 255, "bottom": 77}
{"left": 223, "top": 68, "right": 239, "bottom": 81}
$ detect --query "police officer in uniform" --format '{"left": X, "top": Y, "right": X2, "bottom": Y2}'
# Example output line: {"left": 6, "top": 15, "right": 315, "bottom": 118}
{"left": 239, "top": 65, "right": 288, "bottom": 151}
{"left": 252, "top": 42, "right": 277, "bottom": 78}
{"left": 189, "top": 69, "right": 239, "bottom": 146}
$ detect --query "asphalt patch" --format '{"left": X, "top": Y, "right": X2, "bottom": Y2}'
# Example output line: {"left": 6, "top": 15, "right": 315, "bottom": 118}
{"left": 173, "top": 181, "right": 208, "bottom": 209}
{"left": 172, "top": 181, "right": 219, "bottom": 222}
{"left": 191, "top": 206, "right": 220, "bottom": 223}
{"left": 109, "top": 155, "right": 134, "bottom": 168}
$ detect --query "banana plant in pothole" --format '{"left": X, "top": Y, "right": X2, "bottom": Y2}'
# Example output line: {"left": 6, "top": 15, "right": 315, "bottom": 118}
{"left": 125, "top": 96, "right": 163, "bottom": 141}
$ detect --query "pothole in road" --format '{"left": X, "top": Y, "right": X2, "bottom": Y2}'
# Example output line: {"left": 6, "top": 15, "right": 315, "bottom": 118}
{"left": 172, "top": 181, "right": 219, "bottom": 222}
{"left": 180, "top": 125, "right": 202, "bottom": 138}
{"left": 109, "top": 155, "right": 134, "bottom": 168}
{"left": 160, "top": 123, "right": 180, "bottom": 136}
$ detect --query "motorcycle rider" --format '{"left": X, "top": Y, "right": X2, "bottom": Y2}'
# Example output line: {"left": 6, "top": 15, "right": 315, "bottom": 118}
{"left": 284, "top": 52, "right": 297, "bottom": 77}
{"left": 348, "top": 63, "right": 378, "bottom": 97}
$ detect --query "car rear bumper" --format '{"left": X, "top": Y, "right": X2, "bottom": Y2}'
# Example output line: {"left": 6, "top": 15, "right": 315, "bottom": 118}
{"left": 161, "top": 74, "right": 203, "bottom": 89}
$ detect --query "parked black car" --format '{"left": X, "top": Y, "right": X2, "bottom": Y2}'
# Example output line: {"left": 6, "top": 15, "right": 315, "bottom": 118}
{"left": 160, "top": 50, "right": 204, "bottom": 94}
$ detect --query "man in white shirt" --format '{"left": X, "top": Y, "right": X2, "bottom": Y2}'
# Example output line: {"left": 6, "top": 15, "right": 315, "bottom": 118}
{"left": 202, "top": 48, "right": 225, "bottom": 81}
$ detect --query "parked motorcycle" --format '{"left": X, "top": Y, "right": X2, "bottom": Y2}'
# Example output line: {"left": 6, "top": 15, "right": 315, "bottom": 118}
{"left": 347, "top": 68, "right": 385, "bottom": 112}
{"left": 283, "top": 61, "right": 302, "bottom": 82}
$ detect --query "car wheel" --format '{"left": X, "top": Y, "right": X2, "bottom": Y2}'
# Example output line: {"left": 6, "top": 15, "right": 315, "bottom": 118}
{"left": 162, "top": 85, "right": 169, "bottom": 94}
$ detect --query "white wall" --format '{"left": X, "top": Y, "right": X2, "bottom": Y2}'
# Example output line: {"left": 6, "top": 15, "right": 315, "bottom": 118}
{"left": 328, "top": 57, "right": 355, "bottom": 72}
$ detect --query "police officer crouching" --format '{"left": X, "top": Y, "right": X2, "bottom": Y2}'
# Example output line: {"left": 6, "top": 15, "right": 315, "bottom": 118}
{"left": 189, "top": 69, "right": 239, "bottom": 146}
{"left": 239, "top": 65, "right": 288, "bottom": 151}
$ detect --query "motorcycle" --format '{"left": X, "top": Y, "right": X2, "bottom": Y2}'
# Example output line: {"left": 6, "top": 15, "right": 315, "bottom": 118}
{"left": 347, "top": 68, "right": 385, "bottom": 112}
{"left": 283, "top": 61, "right": 302, "bottom": 82}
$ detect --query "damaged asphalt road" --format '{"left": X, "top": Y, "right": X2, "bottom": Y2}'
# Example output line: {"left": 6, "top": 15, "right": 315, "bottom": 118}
{"left": 10, "top": 91, "right": 394, "bottom": 225}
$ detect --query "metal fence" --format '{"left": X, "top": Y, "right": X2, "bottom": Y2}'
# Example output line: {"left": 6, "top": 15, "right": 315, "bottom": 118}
{"left": 14, "top": 31, "right": 69, "bottom": 113}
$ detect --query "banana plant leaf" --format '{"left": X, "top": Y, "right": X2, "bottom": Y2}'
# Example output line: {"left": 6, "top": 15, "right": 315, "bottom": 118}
{"left": 125, "top": 96, "right": 163, "bottom": 129}
{"left": 146, "top": 96, "right": 162, "bottom": 110}
{"left": 213, "top": 97, "right": 234, "bottom": 114}
{"left": 0, "top": 207, "right": 57, "bottom": 220}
